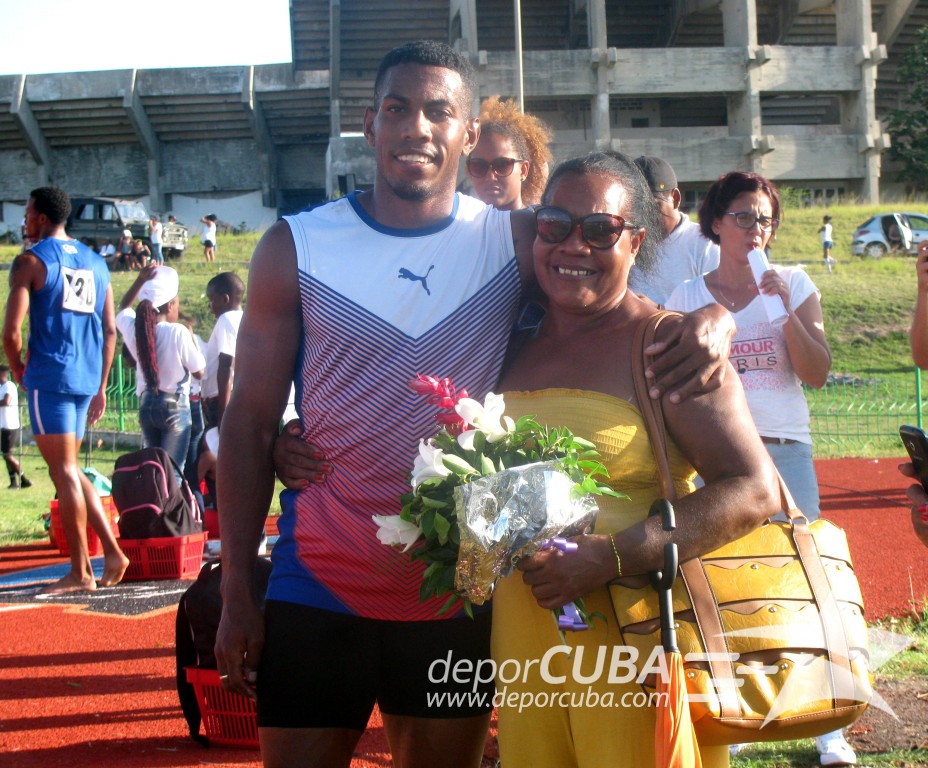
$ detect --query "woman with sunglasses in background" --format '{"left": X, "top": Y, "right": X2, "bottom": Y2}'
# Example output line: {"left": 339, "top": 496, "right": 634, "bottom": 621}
{"left": 665, "top": 171, "right": 851, "bottom": 767}
{"left": 491, "top": 153, "right": 778, "bottom": 767}
{"left": 465, "top": 95, "right": 552, "bottom": 212}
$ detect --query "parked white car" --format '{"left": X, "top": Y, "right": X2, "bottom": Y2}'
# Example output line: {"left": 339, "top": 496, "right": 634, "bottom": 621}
{"left": 851, "top": 212, "right": 928, "bottom": 258}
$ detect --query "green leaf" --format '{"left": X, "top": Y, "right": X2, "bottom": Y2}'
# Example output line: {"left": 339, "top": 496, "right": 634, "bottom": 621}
{"left": 572, "top": 436, "right": 598, "bottom": 451}
{"left": 472, "top": 430, "right": 487, "bottom": 454}
{"left": 442, "top": 454, "right": 478, "bottom": 476}
{"left": 433, "top": 512, "right": 451, "bottom": 544}
{"left": 438, "top": 593, "right": 462, "bottom": 615}
{"left": 420, "top": 509, "right": 436, "bottom": 537}
{"left": 419, "top": 495, "right": 449, "bottom": 509}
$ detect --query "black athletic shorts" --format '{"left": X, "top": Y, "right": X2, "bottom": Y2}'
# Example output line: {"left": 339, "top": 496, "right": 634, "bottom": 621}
{"left": 257, "top": 601, "right": 494, "bottom": 729}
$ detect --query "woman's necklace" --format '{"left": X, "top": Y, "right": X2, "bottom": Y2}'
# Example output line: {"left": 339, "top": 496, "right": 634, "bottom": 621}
{"left": 710, "top": 273, "right": 756, "bottom": 310}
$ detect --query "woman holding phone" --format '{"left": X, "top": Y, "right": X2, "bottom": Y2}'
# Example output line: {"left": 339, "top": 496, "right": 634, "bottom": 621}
{"left": 665, "top": 171, "right": 855, "bottom": 766}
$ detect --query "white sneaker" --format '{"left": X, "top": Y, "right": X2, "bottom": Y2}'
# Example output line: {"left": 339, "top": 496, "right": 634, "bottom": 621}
{"left": 728, "top": 743, "right": 745, "bottom": 757}
{"left": 815, "top": 731, "right": 857, "bottom": 766}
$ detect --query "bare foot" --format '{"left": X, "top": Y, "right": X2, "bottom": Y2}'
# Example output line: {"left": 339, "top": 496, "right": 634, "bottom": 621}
{"left": 39, "top": 574, "right": 96, "bottom": 595}
{"left": 99, "top": 552, "right": 131, "bottom": 587}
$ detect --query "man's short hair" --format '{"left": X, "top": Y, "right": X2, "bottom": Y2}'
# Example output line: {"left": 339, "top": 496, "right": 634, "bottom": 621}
{"left": 373, "top": 40, "right": 476, "bottom": 115}
{"left": 29, "top": 186, "right": 71, "bottom": 225}
{"left": 207, "top": 271, "right": 245, "bottom": 303}
{"left": 0, "top": 363, "right": 9, "bottom": 375}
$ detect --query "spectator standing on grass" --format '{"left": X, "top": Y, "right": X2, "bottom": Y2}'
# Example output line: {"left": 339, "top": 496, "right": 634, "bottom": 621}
{"left": 179, "top": 313, "right": 207, "bottom": 512}
{"left": 200, "top": 214, "right": 217, "bottom": 262}
{"left": 201, "top": 272, "right": 244, "bottom": 430}
{"left": 628, "top": 155, "right": 720, "bottom": 305}
{"left": 116, "top": 264, "right": 205, "bottom": 473}
{"left": 150, "top": 215, "right": 164, "bottom": 265}
{"left": 118, "top": 228, "right": 132, "bottom": 268}
{"left": 2, "top": 186, "right": 127, "bottom": 594}
{"left": 819, "top": 214, "right": 835, "bottom": 273}
{"left": 216, "top": 40, "right": 737, "bottom": 768}
{"left": 665, "top": 171, "right": 856, "bottom": 767}
{"left": 0, "top": 363, "right": 31, "bottom": 489}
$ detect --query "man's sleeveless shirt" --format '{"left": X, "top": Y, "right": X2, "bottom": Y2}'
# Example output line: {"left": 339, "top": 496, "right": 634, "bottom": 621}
{"left": 271, "top": 192, "right": 521, "bottom": 620}
{"left": 24, "top": 238, "right": 109, "bottom": 395}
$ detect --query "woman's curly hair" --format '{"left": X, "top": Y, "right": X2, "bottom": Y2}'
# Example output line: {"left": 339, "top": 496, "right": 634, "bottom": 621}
{"left": 478, "top": 96, "right": 553, "bottom": 207}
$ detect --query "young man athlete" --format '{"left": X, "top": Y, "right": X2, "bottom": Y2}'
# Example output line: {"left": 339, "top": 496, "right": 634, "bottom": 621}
{"left": 3, "top": 186, "right": 128, "bottom": 594}
{"left": 214, "top": 40, "right": 735, "bottom": 768}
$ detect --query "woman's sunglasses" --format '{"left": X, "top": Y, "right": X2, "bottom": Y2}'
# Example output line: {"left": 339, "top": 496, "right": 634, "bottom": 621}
{"left": 466, "top": 157, "right": 524, "bottom": 178}
{"left": 535, "top": 206, "right": 635, "bottom": 250}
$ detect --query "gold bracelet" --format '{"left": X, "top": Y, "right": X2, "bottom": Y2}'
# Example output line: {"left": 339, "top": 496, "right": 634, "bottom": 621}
{"left": 610, "top": 534, "right": 622, "bottom": 579}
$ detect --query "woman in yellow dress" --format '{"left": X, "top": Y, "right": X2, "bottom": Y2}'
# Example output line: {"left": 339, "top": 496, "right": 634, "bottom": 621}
{"left": 492, "top": 152, "right": 780, "bottom": 767}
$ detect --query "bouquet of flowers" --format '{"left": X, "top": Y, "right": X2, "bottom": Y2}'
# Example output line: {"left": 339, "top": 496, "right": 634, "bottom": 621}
{"left": 373, "top": 374, "right": 624, "bottom": 618}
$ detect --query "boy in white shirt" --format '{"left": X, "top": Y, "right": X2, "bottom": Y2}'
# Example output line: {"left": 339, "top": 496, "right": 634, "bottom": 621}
{"left": 201, "top": 272, "right": 244, "bottom": 429}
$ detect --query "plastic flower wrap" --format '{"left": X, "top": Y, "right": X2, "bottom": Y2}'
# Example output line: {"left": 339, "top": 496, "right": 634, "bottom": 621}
{"left": 372, "top": 375, "right": 624, "bottom": 618}
{"left": 453, "top": 460, "right": 598, "bottom": 605}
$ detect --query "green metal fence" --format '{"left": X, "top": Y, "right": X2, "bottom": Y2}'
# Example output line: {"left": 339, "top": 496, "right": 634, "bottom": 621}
{"left": 96, "top": 355, "right": 140, "bottom": 434}
{"left": 805, "top": 369, "right": 921, "bottom": 458}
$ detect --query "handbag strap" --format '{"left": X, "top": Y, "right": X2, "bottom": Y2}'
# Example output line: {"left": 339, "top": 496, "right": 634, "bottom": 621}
{"left": 631, "top": 312, "right": 854, "bottom": 714}
{"left": 631, "top": 312, "right": 741, "bottom": 719}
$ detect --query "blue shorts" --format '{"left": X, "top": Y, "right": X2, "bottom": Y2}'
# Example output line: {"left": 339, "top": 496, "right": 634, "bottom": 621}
{"left": 28, "top": 389, "right": 93, "bottom": 440}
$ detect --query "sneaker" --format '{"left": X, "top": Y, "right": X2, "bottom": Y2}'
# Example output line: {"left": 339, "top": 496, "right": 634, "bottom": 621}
{"left": 7, "top": 478, "right": 18, "bottom": 489}
{"left": 19, "top": 474, "right": 32, "bottom": 489}
{"left": 816, "top": 731, "right": 857, "bottom": 766}
{"left": 729, "top": 743, "right": 745, "bottom": 757}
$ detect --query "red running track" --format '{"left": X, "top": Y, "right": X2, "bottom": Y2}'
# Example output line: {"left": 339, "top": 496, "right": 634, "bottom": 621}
{"left": 0, "top": 457, "right": 923, "bottom": 767}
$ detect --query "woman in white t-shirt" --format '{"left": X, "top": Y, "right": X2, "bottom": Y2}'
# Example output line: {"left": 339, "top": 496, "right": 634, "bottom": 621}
{"left": 116, "top": 265, "right": 205, "bottom": 472}
{"left": 665, "top": 170, "right": 853, "bottom": 768}
{"left": 666, "top": 171, "right": 831, "bottom": 517}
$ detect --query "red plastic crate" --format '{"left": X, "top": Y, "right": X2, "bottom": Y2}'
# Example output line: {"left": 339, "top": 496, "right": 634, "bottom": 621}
{"left": 185, "top": 667, "right": 258, "bottom": 748}
{"left": 121, "top": 532, "right": 207, "bottom": 581}
{"left": 203, "top": 508, "right": 220, "bottom": 539}
{"left": 48, "top": 496, "right": 119, "bottom": 557}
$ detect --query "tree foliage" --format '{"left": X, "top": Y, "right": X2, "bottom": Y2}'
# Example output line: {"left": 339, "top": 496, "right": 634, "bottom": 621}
{"left": 887, "top": 26, "right": 928, "bottom": 188}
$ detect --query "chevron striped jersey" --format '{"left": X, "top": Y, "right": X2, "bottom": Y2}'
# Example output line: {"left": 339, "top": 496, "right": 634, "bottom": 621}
{"left": 268, "top": 191, "right": 522, "bottom": 620}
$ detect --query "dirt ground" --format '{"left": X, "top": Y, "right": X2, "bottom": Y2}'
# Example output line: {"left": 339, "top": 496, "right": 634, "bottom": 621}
{"left": 847, "top": 676, "right": 928, "bottom": 754}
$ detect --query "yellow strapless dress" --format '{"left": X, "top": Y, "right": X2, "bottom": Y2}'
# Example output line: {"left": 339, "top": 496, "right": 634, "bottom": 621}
{"left": 492, "top": 389, "right": 728, "bottom": 768}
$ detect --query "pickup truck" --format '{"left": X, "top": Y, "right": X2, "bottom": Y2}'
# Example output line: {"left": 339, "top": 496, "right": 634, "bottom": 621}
{"left": 66, "top": 197, "right": 188, "bottom": 262}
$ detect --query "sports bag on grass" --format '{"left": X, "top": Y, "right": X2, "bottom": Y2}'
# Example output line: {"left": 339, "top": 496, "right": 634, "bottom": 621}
{"left": 113, "top": 447, "right": 199, "bottom": 539}
{"left": 612, "top": 311, "right": 872, "bottom": 745}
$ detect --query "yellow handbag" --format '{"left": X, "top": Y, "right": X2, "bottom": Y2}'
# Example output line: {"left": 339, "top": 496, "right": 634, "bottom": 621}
{"left": 615, "top": 312, "right": 872, "bottom": 746}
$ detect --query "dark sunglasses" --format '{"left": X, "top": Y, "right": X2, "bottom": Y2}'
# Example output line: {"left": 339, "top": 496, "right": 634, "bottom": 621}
{"left": 535, "top": 206, "right": 636, "bottom": 250}
{"left": 466, "top": 156, "right": 524, "bottom": 178}
{"left": 723, "top": 211, "right": 780, "bottom": 231}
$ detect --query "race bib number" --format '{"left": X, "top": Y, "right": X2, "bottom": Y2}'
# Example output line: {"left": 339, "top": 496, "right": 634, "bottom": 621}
{"left": 61, "top": 267, "right": 97, "bottom": 314}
